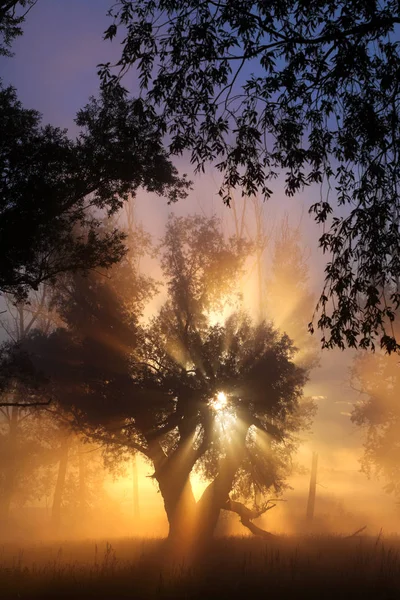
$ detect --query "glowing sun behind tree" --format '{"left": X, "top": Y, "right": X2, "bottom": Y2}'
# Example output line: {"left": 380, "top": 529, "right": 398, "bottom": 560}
{"left": 210, "top": 391, "right": 228, "bottom": 412}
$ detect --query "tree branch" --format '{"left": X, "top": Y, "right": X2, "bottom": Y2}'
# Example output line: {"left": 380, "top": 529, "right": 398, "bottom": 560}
{"left": 344, "top": 525, "right": 367, "bottom": 539}
{"left": 89, "top": 430, "right": 149, "bottom": 457}
{"left": 146, "top": 410, "right": 182, "bottom": 440}
{"left": 0, "top": 399, "right": 51, "bottom": 407}
{"left": 222, "top": 498, "right": 276, "bottom": 538}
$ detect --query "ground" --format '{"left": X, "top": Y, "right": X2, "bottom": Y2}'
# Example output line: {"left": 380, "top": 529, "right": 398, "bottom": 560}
{"left": 1, "top": 534, "right": 399, "bottom": 599}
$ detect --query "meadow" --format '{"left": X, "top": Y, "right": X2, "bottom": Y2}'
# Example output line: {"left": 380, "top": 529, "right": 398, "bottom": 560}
{"left": 1, "top": 534, "right": 400, "bottom": 599}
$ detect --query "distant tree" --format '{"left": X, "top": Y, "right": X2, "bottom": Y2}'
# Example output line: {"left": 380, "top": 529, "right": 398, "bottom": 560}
{"left": 351, "top": 323, "right": 400, "bottom": 497}
{"left": 226, "top": 191, "right": 273, "bottom": 323}
{"left": 22, "top": 215, "right": 314, "bottom": 550}
{"left": 0, "top": 81, "right": 188, "bottom": 301}
{"left": 0, "top": 1, "right": 38, "bottom": 56}
{"left": 49, "top": 432, "right": 109, "bottom": 532}
{"left": 0, "top": 405, "right": 60, "bottom": 518}
{"left": 0, "top": 403, "right": 109, "bottom": 529}
{"left": 0, "top": 341, "right": 47, "bottom": 400}
{"left": 0, "top": 294, "right": 60, "bottom": 516}
{"left": 266, "top": 215, "right": 320, "bottom": 369}
{"left": 102, "top": 0, "right": 400, "bottom": 352}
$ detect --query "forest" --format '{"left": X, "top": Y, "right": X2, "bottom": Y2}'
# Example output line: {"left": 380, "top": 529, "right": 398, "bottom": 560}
{"left": 2, "top": 1, "right": 400, "bottom": 599}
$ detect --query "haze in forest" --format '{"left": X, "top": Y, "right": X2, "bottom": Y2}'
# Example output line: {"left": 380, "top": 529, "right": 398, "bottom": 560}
{"left": 1, "top": 188, "right": 399, "bottom": 544}
{"left": 1, "top": 0, "right": 400, "bottom": 549}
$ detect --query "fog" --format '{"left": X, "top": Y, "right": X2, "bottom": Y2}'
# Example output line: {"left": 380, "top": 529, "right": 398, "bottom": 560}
{"left": 1, "top": 0, "right": 399, "bottom": 560}
{"left": 1, "top": 187, "right": 399, "bottom": 547}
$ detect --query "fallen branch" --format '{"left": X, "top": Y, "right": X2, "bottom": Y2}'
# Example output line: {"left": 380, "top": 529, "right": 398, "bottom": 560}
{"left": 344, "top": 525, "right": 367, "bottom": 539}
{"left": 241, "top": 519, "right": 276, "bottom": 539}
{"left": 223, "top": 499, "right": 262, "bottom": 520}
{"left": 222, "top": 498, "right": 276, "bottom": 539}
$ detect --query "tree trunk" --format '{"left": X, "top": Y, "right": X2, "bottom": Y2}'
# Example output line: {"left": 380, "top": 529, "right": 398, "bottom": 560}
{"left": 0, "top": 406, "right": 19, "bottom": 518}
{"left": 156, "top": 460, "right": 197, "bottom": 546}
{"left": 193, "top": 451, "right": 245, "bottom": 550}
{"left": 148, "top": 433, "right": 198, "bottom": 547}
{"left": 306, "top": 451, "right": 318, "bottom": 521}
{"left": 132, "top": 454, "right": 139, "bottom": 520}
{"left": 78, "top": 438, "right": 86, "bottom": 518}
{"left": 159, "top": 422, "right": 250, "bottom": 556}
{"left": 51, "top": 435, "right": 70, "bottom": 532}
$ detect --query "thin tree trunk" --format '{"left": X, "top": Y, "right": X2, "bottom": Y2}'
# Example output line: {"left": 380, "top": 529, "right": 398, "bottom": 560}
{"left": 51, "top": 435, "right": 70, "bottom": 532}
{"left": 0, "top": 406, "right": 19, "bottom": 518}
{"left": 306, "top": 451, "right": 318, "bottom": 521}
{"left": 132, "top": 454, "right": 139, "bottom": 520}
{"left": 78, "top": 438, "right": 86, "bottom": 518}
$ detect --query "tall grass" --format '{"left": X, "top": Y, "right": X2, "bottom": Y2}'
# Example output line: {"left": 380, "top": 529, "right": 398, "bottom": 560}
{"left": 1, "top": 535, "right": 399, "bottom": 599}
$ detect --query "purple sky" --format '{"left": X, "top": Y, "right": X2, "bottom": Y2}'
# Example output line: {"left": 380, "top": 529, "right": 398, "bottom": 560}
{"left": 1, "top": 0, "right": 117, "bottom": 129}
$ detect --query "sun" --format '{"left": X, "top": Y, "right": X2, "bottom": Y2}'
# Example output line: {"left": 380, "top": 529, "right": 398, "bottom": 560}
{"left": 210, "top": 391, "right": 228, "bottom": 412}
{"left": 209, "top": 391, "right": 237, "bottom": 433}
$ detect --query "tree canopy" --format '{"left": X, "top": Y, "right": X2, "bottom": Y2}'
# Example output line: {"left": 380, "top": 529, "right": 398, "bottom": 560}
{"left": 0, "top": 1, "right": 37, "bottom": 56}
{"left": 0, "top": 82, "right": 188, "bottom": 300}
{"left": 102, "top": 0, "right": 400, "bottom": 352}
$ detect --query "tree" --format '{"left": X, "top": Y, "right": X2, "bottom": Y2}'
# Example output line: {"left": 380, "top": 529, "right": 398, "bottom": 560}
{"left": 0, "top": 1, "right": 38, "bottom": 56}
{"left": 21, "top": 214, "right": 314, "bottom": 551}
{"left": 0, "top": 403, "right": 59, "bottom": 519}
{"left": 102, "top": 0, "right": 400, "bottom": 352}
{"left": 0, "top": 81, "right": 188, "bottom": 301}
{"left": 266, "top": 215, "right": 320, "bottom": 369}
{"left": 49, "top": 432, "right": 109, "bottom": 533}
{"left": 351, "top": 322, "right": 400, "bottom": 497}
{"left": 0, "top": 293, "right": 62, "bottom": 517}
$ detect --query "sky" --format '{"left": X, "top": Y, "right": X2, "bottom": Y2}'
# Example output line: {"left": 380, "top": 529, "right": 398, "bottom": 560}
{"left": 1, "top": 0, "right": 398, "bottom": 535}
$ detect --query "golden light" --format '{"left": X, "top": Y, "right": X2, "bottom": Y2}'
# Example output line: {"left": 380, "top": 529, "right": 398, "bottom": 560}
{"left": 208, "top": 391, "right": 238, "bottom": 433}
{"left": 210, "top": 391, "right": 228, "bottom": 412}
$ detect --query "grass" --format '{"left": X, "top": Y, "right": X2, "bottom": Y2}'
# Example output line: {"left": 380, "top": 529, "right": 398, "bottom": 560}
{"left": 1, "top": 534, "right": 400, "bottom": 599}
